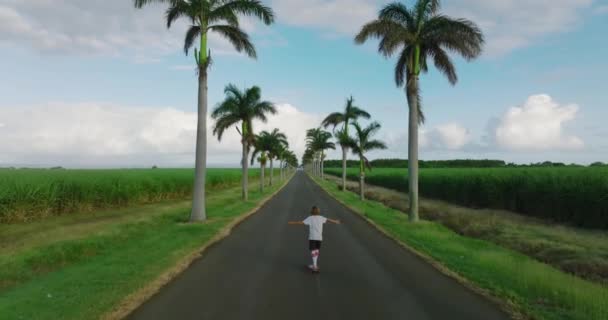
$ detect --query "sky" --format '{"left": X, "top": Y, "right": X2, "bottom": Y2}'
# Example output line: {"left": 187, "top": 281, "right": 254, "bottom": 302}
{"left": 0, "top": 0, "right": 607, "bottom": 168}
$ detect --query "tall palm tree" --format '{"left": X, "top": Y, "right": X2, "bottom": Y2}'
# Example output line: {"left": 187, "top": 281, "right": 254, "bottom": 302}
{"left": 283, "top": 150, "right": 298, "bottom": 171}
{"left": 134, "top": 0, "right": 274, "bottom": 222}
{"left": 355, "top": 0, "right": 483, "bottom": 221}
{"left": 302, "top": 147, "right": 314, "bottom": 173}
{"left": 306, "top": 128, "right": 335, "bottom": 179}
{"left": 211, "top": 84, "right": 275, "bottom": 201}
{"left": 321, "top": 96, "right": 370, "bottom": 191}
{"left": 274, "top": 144, "right": 288, "bottom": 181}
{"left": 348, "top": 121, "right": 387, "bottom": 200}
{"left": 251, "top": 131, "right": 272, "bottom": 192}
{"left": 266, "top": 128, "right": 288, "bottom": 186}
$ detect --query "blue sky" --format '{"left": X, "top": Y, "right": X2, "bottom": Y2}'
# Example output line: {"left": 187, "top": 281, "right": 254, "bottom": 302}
{"left": 0, "top": 0, "right": 607, "bottom": 167}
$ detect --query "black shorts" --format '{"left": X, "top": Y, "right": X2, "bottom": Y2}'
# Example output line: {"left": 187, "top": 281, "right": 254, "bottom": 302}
{"left": 309, "top": 240, "right": 322, "bottom": 250}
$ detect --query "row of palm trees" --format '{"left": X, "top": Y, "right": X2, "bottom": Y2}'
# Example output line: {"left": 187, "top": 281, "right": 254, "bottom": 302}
{"left": 134, "top": 0, "right": 484, "bottom": 223}
{"left": 304, "top": 97, "right": 386, "bottom": 201}
{"left": 211, "top": 84, "right": 297, "bottom": 201}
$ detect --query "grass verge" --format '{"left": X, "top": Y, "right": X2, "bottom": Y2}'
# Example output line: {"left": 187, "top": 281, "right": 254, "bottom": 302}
{"left": 0, "top": 173, "right": 293, "bottom": 320}
{"left": 312, "top": 175, "right": 608, "bottom": 320}
{"left": 324, "top": 175, "right": 608, "bottom": 285}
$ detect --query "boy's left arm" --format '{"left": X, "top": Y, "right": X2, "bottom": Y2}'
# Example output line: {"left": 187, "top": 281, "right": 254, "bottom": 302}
{"left": 288, "top": 221, "right": 305, "bottom": 225}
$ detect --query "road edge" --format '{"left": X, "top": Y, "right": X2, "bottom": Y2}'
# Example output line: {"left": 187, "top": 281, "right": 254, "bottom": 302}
{"left": 308, "top": 174, "right": 523, "bottom": 320}
{"left": 102, "top": 172, "right": 296, "bottom": 320}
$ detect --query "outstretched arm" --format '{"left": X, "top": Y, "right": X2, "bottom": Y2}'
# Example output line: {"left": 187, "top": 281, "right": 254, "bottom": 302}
{"left": 288, "top": 221, "right": 305, "bottom": 225}
{"left": 327, "top": 218, "right": 341, "bottom": 224}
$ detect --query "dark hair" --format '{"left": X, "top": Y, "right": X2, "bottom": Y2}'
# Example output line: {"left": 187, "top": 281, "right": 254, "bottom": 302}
{"left": 311, "top": 206, "right": 320, "bottom": 215}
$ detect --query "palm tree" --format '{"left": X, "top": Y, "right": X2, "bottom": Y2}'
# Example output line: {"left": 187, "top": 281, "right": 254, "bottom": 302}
{"left": 355, "top": 0, "right": 483, "bottom": 221}
{"left": 302, "top": 148, "right": 314, "bottom": 173}
{"left": 211, "top": 84, "right": 275, "bottom": 201}
{"left": 321, "top": 96, "right": 370, "bottom": 191}
{"left": 134, "top": 0, "right": 274, "bottom": 222}
{"left": 266, "top": 129, "right": 288, "bottom": 186}
{"left": 306, "top": 128, "right": 335, "bottom": 179}
{"left": 283, "top": 150, "right": 298, "bottom": 172}
{"left": 251, "top": 131, "right": 272, "bottom": 192}
{"left": 348, "top": 121, "right": 387, "bottom": 200}
{"left": 274, "top": 144, "right": 288, "bottom": 181}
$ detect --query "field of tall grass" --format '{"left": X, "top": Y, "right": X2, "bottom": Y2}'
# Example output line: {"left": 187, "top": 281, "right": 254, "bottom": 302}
{"left": 0, "top": 168, "right": 259, "bottom": 223}
{"left": 325, "top": 167, "right": 608, "bottom": 229}
{"left": 313, "top": 176, "right": 608, "bottom": 320}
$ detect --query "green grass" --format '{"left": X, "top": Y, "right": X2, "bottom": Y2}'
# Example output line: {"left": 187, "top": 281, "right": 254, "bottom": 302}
{"left": 327, "top": 174, "right": 608, "bottom": 284}
{"left": 0, "top": 168, "right": 261, "bottom": 223}
{"left": 0, "top": 172, "right": 290, "bottom": 320}
{"left": 325, "top": 167, "right": 608, "bottom": 229}
{"left": 313, "top": 175, "right": 608, "bottom": 320}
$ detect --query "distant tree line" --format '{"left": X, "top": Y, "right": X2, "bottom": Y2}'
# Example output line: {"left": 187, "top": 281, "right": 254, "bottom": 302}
{"left": 323, "top": 159, "right": 505, "bottom": 168}
{"left": 323, "top": 159, "right": 605, "bottom": 168}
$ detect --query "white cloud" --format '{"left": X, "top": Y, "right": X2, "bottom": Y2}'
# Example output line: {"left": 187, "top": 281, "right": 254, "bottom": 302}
{"left": 444, "top": 0, "right": 594, "bottom": 56}
{"left": 271, "top": 0, "right": 377, "bottom": 36}
{"left": 0, "top": 1, "right": 183, "bottom": 57}
{"left": 0, "top": 102, "right": 320, "bottom": 167}
{"left": 0, "top": 0, "right": 274, "bottom": 59}
{"left": 271, "top": 0, "right": 594, "bottom": 56}
{"left": 493, "top": 94, "right": 584, "bottom": 150}
{"left": 383, "top": 122, "right": 471, "bottom": 152}
{"left": 427, "top": 123, "right": 471, "bottom": 150}
{"left": 594, "top": 5, "right": 608, "bottom": 15}
{"left": 170, "top": 65, "right": 196, "bottom": 71}
{"left": 0, "top": 0, "right": 596, "bottom": 59}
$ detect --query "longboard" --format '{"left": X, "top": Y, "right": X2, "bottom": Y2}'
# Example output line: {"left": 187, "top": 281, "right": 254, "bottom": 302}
{"left": 307, "top": 265, "right": 320, "bottom": 273}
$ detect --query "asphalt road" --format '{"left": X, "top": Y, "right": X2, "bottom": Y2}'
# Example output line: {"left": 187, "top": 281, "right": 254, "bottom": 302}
{"left": 128, "top": 172, "right": 509, "bottom": 320}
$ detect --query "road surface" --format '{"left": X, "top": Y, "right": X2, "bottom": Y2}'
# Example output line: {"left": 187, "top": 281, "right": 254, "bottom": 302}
{"left": 128, "top": 172, "right": 509, "bottom": 320}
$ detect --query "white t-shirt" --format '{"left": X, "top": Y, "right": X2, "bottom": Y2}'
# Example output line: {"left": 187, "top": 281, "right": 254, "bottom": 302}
{"left": 303, "top": 215, "right": 328, "bottom": 241}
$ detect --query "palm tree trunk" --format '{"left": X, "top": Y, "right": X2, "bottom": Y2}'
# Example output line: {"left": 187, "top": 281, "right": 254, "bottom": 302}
{"left": 321, "top": 152, "right": 324, "bottom": 180}
{"left": 407, "top": 76, "right": 420, "bottom": 222}
{"left": 269, "top": 159, "right": 274, "bottom": 186}
{"left": 317, "top": 159, "right": 321, "bottom": 177}
{"left": 360, "top": 174, "right": 365, "bottom": 200}
{"left": 359, "top": 156, "right": 365, "bottom": 200}
{"left": 260, "top": 162, "right": 265, "bottom": 193}
{"left": 241, "top": 140, "right": 248, "bottom": 201}
{"left": 341, "top": 146, "right": 347, "bottom": 191}
{"left": 190, "top": 67, "right": 208, "bottom": 222}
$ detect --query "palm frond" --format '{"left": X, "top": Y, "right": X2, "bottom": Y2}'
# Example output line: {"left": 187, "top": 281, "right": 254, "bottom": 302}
{"left": 252, "top": 101, "right": 276, "bottom": 122}
{"left": 213, "top": 113, "right": 241, "bottom": 141}
{"left": 394, "top": 45, "right": 410, "bottom": 87}
{"left": 429, "top": 46, "right": 457, "bottom": 84}
{"left": 224, "top": 83, "right": 244, "bottom": 100}
{"left": 414, "top": 0, "right": 441, "bottom": 26}
{"left": 166, "top": 1, "right": 191, "bottom": 28}
{"left": 363, "top": 121, "right": 382, "bottom": 138}
{"left": 364, "top": 139, "right": 388, "bottom": 151}
{"left": 379, "top": 2, "right": 416, "bottom": 30}
{"left": 355, "top": 20, "right": 414, "bottom": 50}
{"left": 321, "top": 112, "right": 345, "bottom": 129}
{"left": 213, "top": 0, "right": 275, "bottom": 25}
{"left": 184, "top": 25, "right": 200, "bottom": 55}
{"left": 421, "top": 15, "right": 484, "bottom": 60}
{"left": 208, "top": 24, "right": 256, "bottom": 58}
{"left": 133, "top": 0, "right": 178, "bottom": 9}
{"left": 348, "top": 106, "right": 371, "bottom": 120}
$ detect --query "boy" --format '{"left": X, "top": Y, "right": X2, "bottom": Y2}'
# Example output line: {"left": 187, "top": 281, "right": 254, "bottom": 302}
{"left": 288, "top": 206, "right": 340, "bottom": 272}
